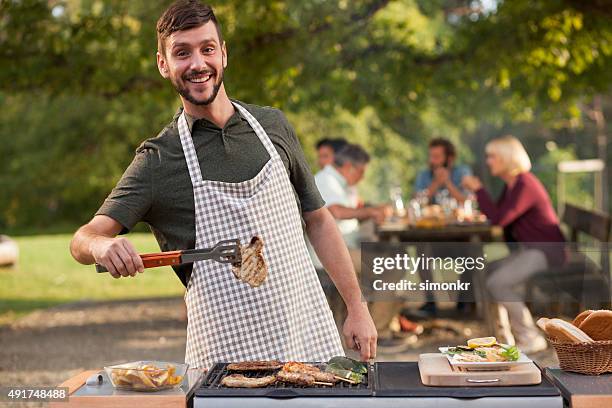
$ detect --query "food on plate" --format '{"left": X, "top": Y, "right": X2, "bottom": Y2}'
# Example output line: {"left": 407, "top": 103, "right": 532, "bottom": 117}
{"left": 577, "top": 310, "right": 612, "bottom": 341}
{"left": 276, "top": 370, "right": 316, "bottom": 386}
{"left": 232, "top": 236, "right": 268, "bottom": 287}
{"left": 220, "top": 374, "right": 277, "bottom": 388}
{"left": 543, "top": 318, "right": 594, "bottom": 344}
{"left": 572, "top": 310, "right": 595, "bottom": 327}
{"left": 282, "top": 362, "right": 336, "bottom": 383}
{"left": 109, "top": 363, "right": 183, "bottom": 390}
{"left": 227, "top": 360, "right": 283, "bottom": 371}
{"left": 467, "top": 336, "right": 497, "bottom": 348}
{"left": 443, "top": 337, "right": 520, "bottom": 362}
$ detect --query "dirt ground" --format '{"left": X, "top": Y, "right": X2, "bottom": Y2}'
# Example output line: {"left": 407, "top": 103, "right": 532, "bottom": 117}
{"left": 0, "top": 297, "right": 558, "bottom": 403}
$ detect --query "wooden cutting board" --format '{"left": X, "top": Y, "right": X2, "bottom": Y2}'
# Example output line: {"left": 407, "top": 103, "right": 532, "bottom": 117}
{"left": 48, "top": 368, "right": 205, "bottom": 408}
{"left": 419, "top": 353, "right": 542, "bottom": 387}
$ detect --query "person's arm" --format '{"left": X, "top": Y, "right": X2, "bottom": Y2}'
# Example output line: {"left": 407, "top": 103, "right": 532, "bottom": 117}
{"left": 304, "top": 207, "right": 377, "bottom": 361}
{"left": 70, "top": 148, "right": 153, "bottom": 278}
{"left": 414, "top": 170, "right": 437, "bottom": 199}
{"left": 445, "top": 180, "right": 467, "bottom": 203}
{"left": 476, "top": 178, "right": 533, "bottom": 226}
{"left": 327, "top": 204, "right": 385, "bottom": 223}
{"left": 70, "top": 215, "right": 144, "bottom": 278}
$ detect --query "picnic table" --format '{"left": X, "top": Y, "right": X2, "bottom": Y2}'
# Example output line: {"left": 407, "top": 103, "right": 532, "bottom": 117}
{"left": 374, "top": 221, "right": 504, "bottom": 333}
{"left": 376, "top": 222, "right": 503, "bottom": 243}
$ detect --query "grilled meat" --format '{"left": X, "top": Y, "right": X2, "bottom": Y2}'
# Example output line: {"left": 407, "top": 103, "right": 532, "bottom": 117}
{"left": 276, "top": 370, "right": 315, "bottom": 386}
{"left": 282, "top": 362, "right": 337, "bottom": 383}
{"left": 282, "top": 362, "right": 319, "bottom": 374}
{"left": 232, "top": 236, "right": 268, "bottom": 287}
{"left": 310, "top": 371, "right": 337, "bottom": 383}
{"left": 227, "top": 360, "right": 283, "bottom": 372}
{"left": 221, "top": 374, "right": 277, "bottom": 388}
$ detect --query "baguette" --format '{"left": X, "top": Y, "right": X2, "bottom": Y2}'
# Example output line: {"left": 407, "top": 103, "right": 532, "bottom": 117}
{"left": 572, "top": 310, "right": 595, "bottom": 327}
{"left": 578, "top": 310, "right": 612, "bottom": 341}
{"left": 544, "top": 318, "right": 594, "bottom": 344}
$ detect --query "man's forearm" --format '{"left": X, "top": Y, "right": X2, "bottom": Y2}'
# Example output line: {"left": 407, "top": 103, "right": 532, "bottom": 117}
{"left": 446, "top": 181, "right": 466, "bottom": 203}
{"left": 70, "top": 227, "right": 103, "bottom": 264}
{"left": 304, "top": 208, "right": 364, "bottom": 311}
{"left": 70, "top": 216, "right": 123, "bottom": 265}
{"left": 426, "top": 181, "right": 441, "bottom": 199}
{"left": 327, "top": 205, "right": 372, "bottom": 221}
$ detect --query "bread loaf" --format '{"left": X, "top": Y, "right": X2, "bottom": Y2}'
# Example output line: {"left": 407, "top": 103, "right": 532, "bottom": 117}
{"left": 578, "top": 310, "right": 612, "bottom": 341}
{"left": 536, "top": 317, "right": 550, "bottom": 332}
{"left": 572, "top": 310, "right": 595, "bottom": 327}
{"left": 544, "top": 318, "right": 594, "bottom": 344}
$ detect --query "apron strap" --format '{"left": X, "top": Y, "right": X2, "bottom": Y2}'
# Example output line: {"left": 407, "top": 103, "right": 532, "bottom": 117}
{"left": 231, "top": 102, "right": 280, "bottom": 161}
{"left": 177, "top": 112, "right": 205, "bottom": 186}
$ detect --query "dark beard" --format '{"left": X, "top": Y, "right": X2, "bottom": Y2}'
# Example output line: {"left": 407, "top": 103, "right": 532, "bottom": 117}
{"left": 173, "top": 70, "right": 224, "bottom": 106}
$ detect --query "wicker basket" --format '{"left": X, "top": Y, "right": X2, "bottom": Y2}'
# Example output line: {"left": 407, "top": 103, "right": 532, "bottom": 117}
{"left": 548, "top": 337, "right": 612, "bottom": 375}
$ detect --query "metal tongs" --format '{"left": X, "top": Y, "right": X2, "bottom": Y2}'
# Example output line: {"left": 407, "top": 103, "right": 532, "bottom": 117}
{"left": 95, "top": 239, "right": 241, "bottom": 273}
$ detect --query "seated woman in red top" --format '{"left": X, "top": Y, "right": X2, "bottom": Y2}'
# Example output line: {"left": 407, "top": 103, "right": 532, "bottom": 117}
{"left": 462, "top": 135, "right": 565, "bottom": 354}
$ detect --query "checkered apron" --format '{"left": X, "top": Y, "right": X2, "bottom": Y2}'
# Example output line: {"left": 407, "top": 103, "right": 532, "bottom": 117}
{"left": 178, "top": 102, "right": 344, "bottom": 369}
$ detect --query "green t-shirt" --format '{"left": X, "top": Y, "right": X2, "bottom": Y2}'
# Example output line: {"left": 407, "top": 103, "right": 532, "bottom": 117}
{"left": 96, "top": 100, "right": 324, "bottom": 286}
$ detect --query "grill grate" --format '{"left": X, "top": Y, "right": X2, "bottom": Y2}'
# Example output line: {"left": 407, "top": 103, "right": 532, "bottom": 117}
{"left": 196, "top": 362, "right": 373, "bottom": 398}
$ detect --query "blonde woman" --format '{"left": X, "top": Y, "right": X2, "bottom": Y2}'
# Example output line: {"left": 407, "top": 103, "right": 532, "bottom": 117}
{"left": 462, "top": 136, "right": 565, "bottom": 353}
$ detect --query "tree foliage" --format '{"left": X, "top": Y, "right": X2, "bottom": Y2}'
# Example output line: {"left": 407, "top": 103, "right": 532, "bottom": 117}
{"left": 1, "top": 0, "right": 610, "bottom": 230}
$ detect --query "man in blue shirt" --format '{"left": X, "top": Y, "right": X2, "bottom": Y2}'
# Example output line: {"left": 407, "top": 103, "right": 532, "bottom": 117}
{"left": 414, "top": 138, "right": 471, "bottom": 204}
{"left": 413, "top": 138, "right": 473, "bottom": 317}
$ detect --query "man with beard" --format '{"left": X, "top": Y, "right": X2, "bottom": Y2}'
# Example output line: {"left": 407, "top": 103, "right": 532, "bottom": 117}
{"left": 70, "top": 0, "right": 377, "bottom": 368}
{"left": 413, "top": 138, "right": 473, "bottom": 317}
{"left": 414, "top": 138, "right": 471, "bottom": 204}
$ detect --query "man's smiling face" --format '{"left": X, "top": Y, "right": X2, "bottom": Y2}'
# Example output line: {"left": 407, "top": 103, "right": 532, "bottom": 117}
{"left": 157, "top": 21, "right": 227, "bottom": 106}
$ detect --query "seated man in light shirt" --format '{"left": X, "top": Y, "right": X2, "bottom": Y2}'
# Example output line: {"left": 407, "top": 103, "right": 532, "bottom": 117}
{"left": 315, "top": 144, "right": 386, "bottom": 248}
{"left": 313, "top": 144, "right": 400, "bottom": 345}
{"left": 414, "top": 138, "right": 472, "bottom": 204}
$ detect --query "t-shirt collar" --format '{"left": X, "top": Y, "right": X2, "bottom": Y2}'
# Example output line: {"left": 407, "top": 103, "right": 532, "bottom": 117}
{"left": 175, "top": 99, "right": 245, "bottom": 133}
{"left": 323, "top": 164, "right": 348, "bottom": 188}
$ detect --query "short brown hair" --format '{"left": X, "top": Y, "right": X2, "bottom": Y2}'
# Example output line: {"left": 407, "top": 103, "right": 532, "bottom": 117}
{"left": 428, "top": 138, "right": 456, "bottom": 159}
{"left": 156, "top": 0, "right": 223, "bottom": 55}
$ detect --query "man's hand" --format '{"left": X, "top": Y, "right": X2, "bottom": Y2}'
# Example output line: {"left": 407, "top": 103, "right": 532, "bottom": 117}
{"left": 433, "top": 167, "right": 450, "bottom": 185}
{"left": 343, "top": 302, "right": 378, "bottom": 361}
{"left": 462, "top": 175, "right": 483, "bottom": 192}
{"left": 90, "top": 236, "right": 144, "bottom": 279}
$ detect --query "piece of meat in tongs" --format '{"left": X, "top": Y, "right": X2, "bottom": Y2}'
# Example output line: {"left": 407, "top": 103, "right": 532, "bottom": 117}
{"left": 221, "top": 374, "right": 277, "bottom": 388}
{"left": 231, "top": 236, "right": 268, "bottom": 287}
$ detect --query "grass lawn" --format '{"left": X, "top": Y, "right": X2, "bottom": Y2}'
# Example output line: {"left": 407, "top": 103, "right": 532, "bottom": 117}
{"left": 0, "top": 233, "right": 184, "bottom": 325}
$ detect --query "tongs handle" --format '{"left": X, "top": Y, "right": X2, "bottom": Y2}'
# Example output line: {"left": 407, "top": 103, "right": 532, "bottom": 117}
{"left": 95, "top": 251, "right": 182, "bottom": 273}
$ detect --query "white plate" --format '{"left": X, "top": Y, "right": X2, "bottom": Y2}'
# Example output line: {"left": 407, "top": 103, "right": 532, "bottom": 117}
{"left": 438, "top": 347, "right": 533, "bottom": 371}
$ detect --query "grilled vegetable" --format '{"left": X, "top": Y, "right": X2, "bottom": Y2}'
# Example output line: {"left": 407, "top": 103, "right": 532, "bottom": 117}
{"left": 324, "top": 365, "right": 363, "bottom": 384}
{"left": 327, "top": 356, "right": 368, "bottom": 374}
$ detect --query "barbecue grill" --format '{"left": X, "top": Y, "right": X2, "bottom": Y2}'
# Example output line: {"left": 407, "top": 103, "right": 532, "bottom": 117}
{"left": 194, "top": 362, "right": 563, "bottom": 408}
{"left": 197, "top": 362, "right": 373, "bottom": 397}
